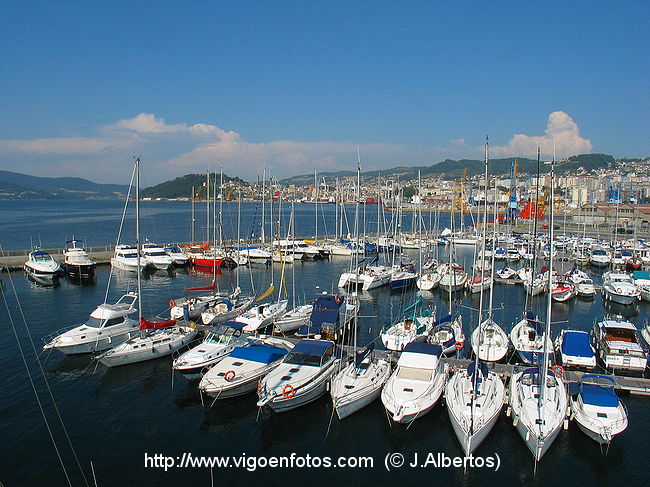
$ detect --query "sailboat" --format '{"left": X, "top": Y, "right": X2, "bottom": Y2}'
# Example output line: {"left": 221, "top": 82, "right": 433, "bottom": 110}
{"left": 470, "top": 152, "right": 509, "bottom": 363}
{"left": 96, "top": 158, "right": 198, "bottom": 368}
{"left": 330, "top": 154, "right": 391, "bottom": 419}
{"left": 509, "top": 150, "right": 568, "bottom": 462}
{"left": 445, "top": 137, "right": 506, "bottom": 455}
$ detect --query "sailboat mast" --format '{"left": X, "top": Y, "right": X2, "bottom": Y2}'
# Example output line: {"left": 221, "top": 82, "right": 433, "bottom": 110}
{"left": 191, "top": 185, "right": 195, "bottom": 244}
{"left": 353, "top": 148, "right": 361, "bottom": 352}
{"left": 219, "top": 165, "right": 224, "bottom": 248}
{"left": 261, "top": 167, "right": 266, "bottom": 245}
{"left": 477, "top": 137, "right": 490, "bottom": 328}
{"left": 206, "top": 171, "right": 210, "bottom": 243}
{"left": 314, "top": 170, "right": 318, "bottom": 242}
{"left": 135, "top": 157, "right": 142, "bottom": 330}
{"left": 541, "top": 153, "right": 555, "bottom": 405}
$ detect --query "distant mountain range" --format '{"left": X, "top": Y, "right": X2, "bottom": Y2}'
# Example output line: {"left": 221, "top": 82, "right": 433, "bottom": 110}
{"left": 0, "top": 170, "right": 130, "bottom": 199}
{"left": 280, "top": 153, "right": 616, "bottom": 186}
{"left": 0, "top": 153, "right": 616, "bottom": 199}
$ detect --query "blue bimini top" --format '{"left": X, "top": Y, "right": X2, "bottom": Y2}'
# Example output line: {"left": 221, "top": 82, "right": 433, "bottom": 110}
{"left": 229, "top": 345, "right": 288, "bottom": 364}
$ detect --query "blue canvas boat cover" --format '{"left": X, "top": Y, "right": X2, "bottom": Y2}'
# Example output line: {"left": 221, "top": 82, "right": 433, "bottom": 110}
{"left": 292, "top": 339, "right": 336, "bottom": 356}
{"left": 403, "top": 342, "right": 442, "bottom": 357}
{"left": 229, "top": 345, "right": 288, "bottom": 364}
{"left": 633, "top": 270, "right": 650, "bottom": 280}
{"left": 561, "top": 331, "right": 594, "bottom": 358}
{"left": 580, "top": 375, "right": 618, "bottom": 408}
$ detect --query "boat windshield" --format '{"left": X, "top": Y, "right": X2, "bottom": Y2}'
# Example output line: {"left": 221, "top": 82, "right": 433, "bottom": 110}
{"left": 205, "top": 332, "right": 234, "bottom": 345}
{"left": 84, "top": 317, "right": 104, "bottom": 328}
{"left": 396, "top": 366, "right": 432, "bottom": 381}
{"left": 165, "top": 247, "right": 181, "bottom": 253}
{"left": 284, "top": 352, "right": 322, "bottom": 367}
{"left": 33, "top": 254, "right": 53, "bottom": 262}
{"left": 122, "top": 253, "right": 138, "bottom": 259}
{"left": 146, "top": 251, "right": 167, "bottom": 256}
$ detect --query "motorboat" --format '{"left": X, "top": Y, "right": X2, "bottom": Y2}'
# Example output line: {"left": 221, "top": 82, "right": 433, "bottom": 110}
{"left": 330, "top": 344, "right": 391, "bottom": 419}
{"left": 111, "top": 244, "right": 150, "bottom": 272}
{"left": 570, "top": 374, "right": 628, "bottom": 444}
{"left": 592, "top": 317, "right": 647, "bottom": 374}
{"left": 555, "top": 330, "right": 596, "bottom": 369}
{"left": 236, "top": 246, "right": 272, "bottom": 264}
{"left": 235, "top": 299, "right": 289, "bottom": 333}
{"left": 199, "top": 338, "right": 293, "bottom": 399}
{"left": 467, "top": 270, "right": 492, "bottom": 294}
{"left": 445, "top": 360, "right": 506, "bottom": 455}
{"left": 42, "top": 293, "right": 139, "bottom": 355}
{"left": 164, "top": 245, "right": 190, "bottom": 265}
{"left": 510, "top": 311, "right": 553, "bottom": 365}
{"left": 381, "top": 342, "right": 446, "bottom": 423}
{"left": 602, "top": 271, "right": 640, "bottom": 305}
{"left": 24, "top": 249, "right": 62, "bottom": 278}
{"left": 256, "top": 339, "right": 342, "bottom": 413}
{"left": 338, "top": 264, "right": 392, "bottom": 291}
{"left": 632, "top": 270, "right": 650, "bottom": 302}
{"left": 172, "top": 322, "right": 248, "bottom": 380}
{"left": 141, "top": 242, "right": 173, "bottom": 270}
{"left": 63, "top": 240, "right": 95, "bottom": 279}
{"left": 589, "top": 248, "right": 611, "bottom": 268}
{"left": 496, "top": 266, "right": 517, "bottom": 280}
{"left": 551, "top": 282, "right": 576, "bottom": 303}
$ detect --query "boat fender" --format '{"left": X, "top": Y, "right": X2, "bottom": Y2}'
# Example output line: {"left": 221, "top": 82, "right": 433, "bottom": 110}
{"left": 506, "top": 406, "right": 511, "bottom": 417}
{"left": 224, "top": 370, "right": 236, "bottom": 382}
{"left": 169, "top": 299, "right": 175, "bottom": 309}
{"left": 282, "top": 384, "right": 295, "bottom": 399}
{"left": 513, "top": 415, "right": 519, "bottom": 427}
{"left": 563, "top": 418, "right": 569, "bottom": 430}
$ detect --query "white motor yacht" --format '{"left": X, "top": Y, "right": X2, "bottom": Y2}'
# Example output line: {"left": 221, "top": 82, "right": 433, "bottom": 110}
{"left": 381, "top": 342, "right": 446, "bottom": 423}
{"left": 257, "top": 339, "right": 341, "bottom": 413}
{"left": 43, "top": 293, "right": 139, "bottom": 354}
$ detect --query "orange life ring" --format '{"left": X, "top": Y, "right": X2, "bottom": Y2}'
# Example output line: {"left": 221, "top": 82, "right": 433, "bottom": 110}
{"left": 224, "top": 370, "right": 236, "bottom": 382}
{"left": 551, "top": 365, "right": 564, "bottom": 378}
{"left": 236, "top": 308, "right": 243, "bottom": 316}
{"left": 455, "top": 341, "right": 463, "bottom": 351}
{"left": 282, "top": 384, "right": 295, "bottom": 399}
{"left": 169, "top": 299, "right": 175, "bottom": 308}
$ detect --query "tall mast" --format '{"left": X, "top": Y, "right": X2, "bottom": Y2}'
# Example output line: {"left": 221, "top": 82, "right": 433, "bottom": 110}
{"left": 135, "top": 157, "right": 143, "bottom": 333}
{"left": 314, "top": 169, "right": 318, "bottom": 242}
{"left": 205, "top": 171, "right": 210, "bottom": 243}
{"left": 219, "top": 165, "right": 224, "bottom": 248}
{"left": 261, "top": 168, "right": 266, "bottom": 245}
{"left": 541, "top": 150, "right": 555, "bottom": 405}
{"left": 477, "top": 137, "right": 490, "bottom": 331}
{"left": 191, "top": 185, "right": 195, "bottom": 244}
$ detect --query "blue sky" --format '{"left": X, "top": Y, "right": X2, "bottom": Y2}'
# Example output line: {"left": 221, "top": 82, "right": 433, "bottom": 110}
{"left": 1, "top": 1, "right": 648, "bottom": 184}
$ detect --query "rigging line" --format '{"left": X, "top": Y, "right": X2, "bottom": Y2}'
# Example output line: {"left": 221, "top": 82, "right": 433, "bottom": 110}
{"left": 2, "top": 264, "right": 91, "bottom": 487}
{"left": 0, "top": 278, "right": 73, "bottom": 487}
{"left": 104, "top": 162, "right": 137, "bottom": 306}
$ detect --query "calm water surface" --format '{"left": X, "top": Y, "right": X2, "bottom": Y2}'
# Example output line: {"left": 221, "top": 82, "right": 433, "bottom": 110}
{"left": 0, "top": 201, "right": 648, "bottom": 486}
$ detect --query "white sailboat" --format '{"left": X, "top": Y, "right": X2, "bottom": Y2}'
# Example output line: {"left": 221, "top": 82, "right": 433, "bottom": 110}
{"left": 330, "top": 155, "right": 391, "bottom": 420}
{"left": 509, "top": 150, "right": 568, "bottom": 463}
{"left": 96, "top": 158, "right": 198, "bottom": 368}
{"left": 445, "top": 138, "right": 506, "bottom": 455}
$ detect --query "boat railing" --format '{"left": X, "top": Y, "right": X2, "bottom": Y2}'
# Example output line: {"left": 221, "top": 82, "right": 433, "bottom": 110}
{"left": 41, "top": 325, "right": 79, "bottom": 345}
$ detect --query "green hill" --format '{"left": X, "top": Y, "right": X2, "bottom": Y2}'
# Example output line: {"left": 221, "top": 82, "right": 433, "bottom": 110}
{"left": 141, "top": 173, "right": 248, "bottom": 199}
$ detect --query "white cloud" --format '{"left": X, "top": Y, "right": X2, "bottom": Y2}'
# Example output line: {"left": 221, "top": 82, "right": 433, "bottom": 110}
{"left": 492, "top": 111, "right": 592, "bottom": 158}
{"left": 0, "top": 111, "right": 595, "bottom": 183}
{"left": 0, "top": 136, "right": 131, "bottom": 155}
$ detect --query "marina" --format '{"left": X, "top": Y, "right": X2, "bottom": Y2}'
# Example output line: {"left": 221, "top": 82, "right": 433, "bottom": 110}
{"left": 2, "top": 195, "right": 650, "bottom": 485}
